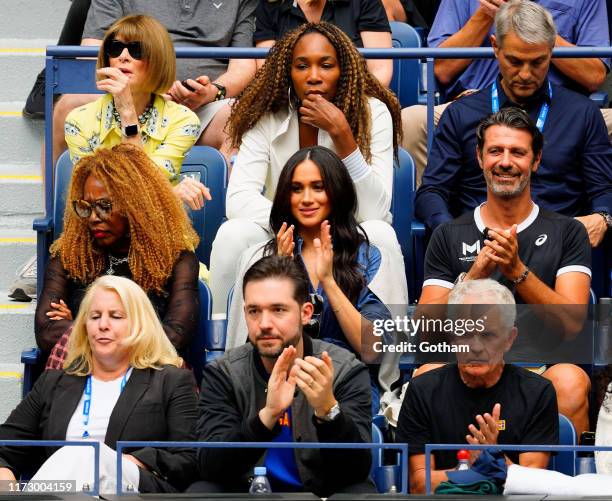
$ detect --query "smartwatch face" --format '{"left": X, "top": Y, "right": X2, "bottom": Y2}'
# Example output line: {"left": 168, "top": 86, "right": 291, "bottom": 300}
{"left": 124, "top": 124, "right": 139, "bottom": 137}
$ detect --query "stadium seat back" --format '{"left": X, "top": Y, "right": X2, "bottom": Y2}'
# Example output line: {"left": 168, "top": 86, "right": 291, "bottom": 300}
{"left": 392, "top": 148, "right": 414, "bottom": 296}
{"left": 181, "top": 146, "right": 228, "bottom": 266}
{"left": 52, "top": 150, "right": 73, "bottom": 239}
{"left": 184, "top": 279, "right": 212, "bottom": 386}
{"left": 390, "top": 22, "right": 421, "bottom": 108}
{"left": 371, "top": 422, "right": 402, "bottom": 493}
{"left": 548, "top": 413, "right": 577, "bottom": 475}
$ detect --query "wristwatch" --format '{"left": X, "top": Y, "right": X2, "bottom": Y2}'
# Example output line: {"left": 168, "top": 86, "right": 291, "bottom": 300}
{"left": 597, "top": 211, "right": 612, "bottom": 230}
{"left": 122, "top": 123, "right": 139, "bottom": 137}
{"left": 315, "top": 402, "right": 341, "bottom": 422}
{"left": 212, "top": 82, "right": 227, "bottom": 101}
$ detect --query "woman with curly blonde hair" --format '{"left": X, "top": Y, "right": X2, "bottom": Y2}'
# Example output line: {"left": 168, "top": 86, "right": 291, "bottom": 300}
{"left": 209, "top": 22, "right": 408, "bottom": 314}
{"left": 35, "top": 144, "right": 200, "bottom": 366}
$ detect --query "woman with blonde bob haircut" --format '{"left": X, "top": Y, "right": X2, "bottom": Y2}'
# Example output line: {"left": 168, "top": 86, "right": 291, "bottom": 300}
{"left": 36, "top": 145, "right": 200, "bottom": 368}
{"left": 96, "top": 14, "right": 176, "bottom": 96}
{"left": 65, "top": 14, "right": 210, "bottom": 208}
{"left": 65, "top": 275, "right": 183, "bottom": 376}
{"left": 0, "top": 275, "right": 199, "bottom": 494}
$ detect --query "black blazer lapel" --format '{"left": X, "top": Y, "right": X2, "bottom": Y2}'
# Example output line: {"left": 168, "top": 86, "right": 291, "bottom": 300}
{"left": 46, "top": 373, "right": 86, "bottom": 440}
{"left": 105, "top": 368, "right": 151, "bottom": 447}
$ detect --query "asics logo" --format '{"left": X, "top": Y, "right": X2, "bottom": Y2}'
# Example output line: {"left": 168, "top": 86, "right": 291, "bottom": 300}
{"left": 535, "top": 234, "right": 547, "bottom": 246}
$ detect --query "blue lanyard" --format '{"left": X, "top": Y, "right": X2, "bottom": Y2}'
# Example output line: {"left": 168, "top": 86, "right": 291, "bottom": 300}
{"left": 82, "top": 367, "right": 131, "bottom": 438}
{"left": 491, "top": 81, "right": 552, "bottom": 132}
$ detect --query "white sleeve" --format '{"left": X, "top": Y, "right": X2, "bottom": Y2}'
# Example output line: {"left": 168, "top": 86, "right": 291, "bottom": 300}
{"left": 226, "top": 119, "right": 274, "bottom": 228}
{"left": 347, "top": 99, "right": 394, "bottom": 222}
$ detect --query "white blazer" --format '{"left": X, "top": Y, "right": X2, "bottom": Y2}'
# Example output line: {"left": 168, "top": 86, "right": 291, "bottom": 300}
{"left": 226, "top": 97, "right": 395, "bottom": 227}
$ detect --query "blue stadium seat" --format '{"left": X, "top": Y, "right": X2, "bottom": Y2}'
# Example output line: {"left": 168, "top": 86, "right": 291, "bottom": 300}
{"left": 394, "top": 148, "right": 424, "bottom": 302}
{"left": 390, "top": 22, "right": 422, "bottom": 108}
{"left": 184, "top": 279, "right": 212, "bottom": 386}
{"left": 181, "top": 146, "right": 228, "bottom": 267}
{"left": 549, "top": 413, "right": 577, "bottom": 476}
{"left": 371, "top": 421, "right": 402, "bottom": 493}
{"left": 392, "top": 148, "right": 415, "bottom": 299}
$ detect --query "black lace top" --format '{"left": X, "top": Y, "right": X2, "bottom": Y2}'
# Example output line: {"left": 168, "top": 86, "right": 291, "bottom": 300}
{"left": 34, "top": 251, "right": 200, "bottom": 354}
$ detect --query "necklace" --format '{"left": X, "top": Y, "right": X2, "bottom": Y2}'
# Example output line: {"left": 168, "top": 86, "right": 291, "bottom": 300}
{"left": 111, "top": 98, "right": 154, "bottom": 128}
{"left": 106, "top": 255, "right": 129, "bottom": 275}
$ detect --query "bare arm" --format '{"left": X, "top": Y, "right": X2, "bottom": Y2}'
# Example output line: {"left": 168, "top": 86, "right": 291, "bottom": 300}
{"left": 409, "top": 454, "right": 449, "bottom": 494}
{"left": 360, "top": 31, "right": 393, "bottom": 87}
{"left": 255, "top": 40, "right": 275, "bottom": 71}
{"left": 434, "top": 6, "right": 496, "bottom": 86}
{"left": 551, "top": 37, "right": 607, "bottom": 94}
{"left": 518, "top": 452, "right": 550, "bottom": 468}
{"left": 418, "top": 285, "right": 452, "bottom": 305}
{"left": 169, "top": 58, "right": 257, "bottom": 110}
{"left": 213, "top": 58, "right": 258, "bottom": 98}
{"left": 80, "top": 38, "right": 102, "bottom": 47}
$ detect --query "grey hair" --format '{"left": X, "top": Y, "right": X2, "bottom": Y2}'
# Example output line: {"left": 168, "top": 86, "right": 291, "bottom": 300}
{"left": 496, "top": 0, "right": 557, "bottom": 49}
{"left": 448, "top": 279, "right": 517, "bottom": 332}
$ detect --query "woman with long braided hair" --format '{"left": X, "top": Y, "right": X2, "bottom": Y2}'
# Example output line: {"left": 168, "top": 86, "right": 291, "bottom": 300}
{"left": 209, "top": 22, "right": 408, "bottom": 320}
{"left": 35, "top": 144, "right": 200, "bottom": 367}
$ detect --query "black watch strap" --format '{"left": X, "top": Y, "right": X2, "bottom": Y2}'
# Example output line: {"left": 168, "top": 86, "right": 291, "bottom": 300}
{"left": 212, "top": 82, "right": 227, "bottom": 101}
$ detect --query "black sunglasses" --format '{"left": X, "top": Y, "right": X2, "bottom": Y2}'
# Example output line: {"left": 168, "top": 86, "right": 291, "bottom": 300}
{"left": 72, "top": 199, "right": 113, "bottom": 220}
{"left": 105, "top": 39, "right": 143, "bottom": 60}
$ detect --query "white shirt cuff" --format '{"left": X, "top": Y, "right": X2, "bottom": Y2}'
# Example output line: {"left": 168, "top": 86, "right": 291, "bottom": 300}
{"left": 342, "top": 148, "right": 369, "bottom": 183}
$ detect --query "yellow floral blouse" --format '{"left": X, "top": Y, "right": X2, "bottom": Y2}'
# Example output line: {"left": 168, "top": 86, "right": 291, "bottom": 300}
{"left": 64, "top": 94, "right": 201, "bottom": 183}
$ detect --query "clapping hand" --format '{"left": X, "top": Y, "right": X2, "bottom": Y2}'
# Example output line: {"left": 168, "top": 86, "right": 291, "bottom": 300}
{"left": 484, "top": 225, "right": 527, "bottom": 282}
{"left": 466, "top": 246, "right": 497, "bottom": 280}
{"left": 314, "top": 220, "right": 334, "bottom": 286}
{"left": 259, "top": 347, "right": 298, "bottom": 429}
{"left": 294, "top": 351, "right": 337, "bottom": 418}
{"left": 466, "top": 403, "right": 502, "bottom": 464}
{"left": 276, "top": 222, "right": 295, "bottom": 257}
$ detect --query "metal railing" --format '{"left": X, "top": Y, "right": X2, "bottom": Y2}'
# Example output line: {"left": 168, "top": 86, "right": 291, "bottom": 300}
{"left": 115, "top": 440, "right": 409, "bottom": 496}
{"left": 0, "top": 440, "right": 100, "bottom": 496}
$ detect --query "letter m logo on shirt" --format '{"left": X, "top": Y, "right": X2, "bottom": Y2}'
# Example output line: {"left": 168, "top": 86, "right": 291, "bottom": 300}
{"left": 462, "top": 241, "right": 480, "bottom": 256}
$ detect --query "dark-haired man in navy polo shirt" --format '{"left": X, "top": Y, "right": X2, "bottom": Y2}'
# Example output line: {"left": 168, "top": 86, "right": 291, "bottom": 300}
{"left": 415, "top": 0, "right": 612, "bottom": 247}
{"left": 419, "top": 107, "right": 592, "bottom": 439}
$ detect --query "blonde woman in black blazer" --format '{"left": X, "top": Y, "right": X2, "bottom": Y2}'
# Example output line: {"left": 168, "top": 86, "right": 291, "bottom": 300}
{"left": 0, "top": 275, "right": 198, "bottom": 493}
